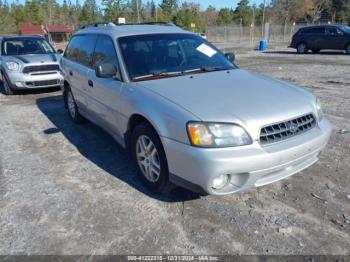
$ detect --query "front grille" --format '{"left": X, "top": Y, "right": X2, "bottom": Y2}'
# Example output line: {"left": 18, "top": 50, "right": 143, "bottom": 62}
{"left": 22, "top": 64, "right": 59, "bottom": 74}
{"left": 26, "top": 79, "right": 59, "bottom": 87}
{"left": 260, "top": 114, "right": 316, "bottom": 145}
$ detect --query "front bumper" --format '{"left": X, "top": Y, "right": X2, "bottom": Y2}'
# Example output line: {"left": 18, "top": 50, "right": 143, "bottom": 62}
{"left": 162, "top": 118, "right": 332, "bottom": 195}
{"left": 6, "top": 71, "right": 63, "bottom": 89}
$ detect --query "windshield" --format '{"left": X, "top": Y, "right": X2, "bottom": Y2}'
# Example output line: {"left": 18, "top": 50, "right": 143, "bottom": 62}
{"left": 118, "top": 33, "right": 236, "bottom": 81}
{"left": 2, "top": 38, "right": 55, "bottom": 56}
{"left": 339, "top": 25, "right": 350, "bottom": 33}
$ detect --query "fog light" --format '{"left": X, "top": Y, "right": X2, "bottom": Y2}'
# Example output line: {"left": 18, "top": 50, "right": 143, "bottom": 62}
{"left": 212, "top": 174, "right": 229, "bottom": 190}
{"left": 15, "top": 81, "right": 25, "bottom": 87}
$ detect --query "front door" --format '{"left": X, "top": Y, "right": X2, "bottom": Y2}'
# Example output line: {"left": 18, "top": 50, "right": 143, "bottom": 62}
{"left": 86, "top": 35, "right": 124, "bottom": 137}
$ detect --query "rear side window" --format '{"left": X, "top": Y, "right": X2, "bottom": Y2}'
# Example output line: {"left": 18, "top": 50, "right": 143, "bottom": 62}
{"left": 302, "top": 27, "right": 325, "bottom": 34}
{"left": 92, "top": 35, "right": 119, "bottom": 69}
{"left": 326, "top": 27, "right": 338, "bottom": 35}
{"left": 64, "top": 35, "right": 97, "bottom": 67}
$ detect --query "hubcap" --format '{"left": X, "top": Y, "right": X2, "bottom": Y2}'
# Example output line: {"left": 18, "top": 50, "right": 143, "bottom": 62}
{"left": 136, "top": 135, "right": 161, "bottom": 183}
{"left": 67, "top": 92, "right": 76, "bottom": 118}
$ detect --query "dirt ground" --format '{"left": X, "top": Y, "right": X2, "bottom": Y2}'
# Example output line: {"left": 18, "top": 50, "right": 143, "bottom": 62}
{"left": 0, "top": 48, "right": 349, "bottom": 255}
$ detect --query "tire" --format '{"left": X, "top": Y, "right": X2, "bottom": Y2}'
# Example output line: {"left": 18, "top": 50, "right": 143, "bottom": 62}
{"left": 1, "top": 73, "right": 14, "bottom": 95}
{"left": 311, "top": 49, "right": 320, "bottom": 54}
{"left": 65, "top": 88, "right": 84, "bottom": 123}
{"left": 296, "top": 42, "right": 308, "bottom": 54}
{"left": 345, "top": 43, "right": 350, "bottom": 55}
{"left": 131, "top": 122, "right": 173, "bottom": 194}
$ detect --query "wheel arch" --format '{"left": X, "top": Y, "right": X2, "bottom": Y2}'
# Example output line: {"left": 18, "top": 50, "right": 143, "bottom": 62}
{"left": 124, "top": 113, "right": 161, "bottom": 158}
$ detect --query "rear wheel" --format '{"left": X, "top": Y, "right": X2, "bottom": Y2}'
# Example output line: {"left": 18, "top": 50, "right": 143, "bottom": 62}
{"left": 66, "top": 88, "right": 84, "bottom": 123}
{"left": 131, "top": 123, "right": 173, "bottom": 194}
{"left": 345, "top": 43, "right": 350, "bottom": 54}
{"left": 296, "top": 42, "right": 308, "bottom": 54}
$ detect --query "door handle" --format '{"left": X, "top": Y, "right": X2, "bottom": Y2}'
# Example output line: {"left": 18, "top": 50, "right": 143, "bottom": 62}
{"left": 69, "top": 70, "right": 73, "bottom": 76}
{"left": 88, "top": 80, "right": 94, "bottom": 87}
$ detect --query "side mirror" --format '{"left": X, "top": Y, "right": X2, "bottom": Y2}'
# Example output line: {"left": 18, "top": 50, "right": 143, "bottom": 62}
{"left": 57, "top": 49, "right": 64, "bottom": 54}
{"left": 225, "top": 52, "right": 235, "bottom": 63}
{"left": 96, "top": 62, "right": 118, "bottom": 79}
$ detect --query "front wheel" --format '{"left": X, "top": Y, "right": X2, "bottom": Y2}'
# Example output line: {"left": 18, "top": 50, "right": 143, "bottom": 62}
{"left": 345, "top": 44, "right": 350, "bottom": 54}
{"left": 296, "top": 43, "right": 308, "bottom": 54}
{"left": 131, "top": 123, "right": 173, "bottom": 194}
{"left": 2, "top": 73, "right": 14, "bottom": 95}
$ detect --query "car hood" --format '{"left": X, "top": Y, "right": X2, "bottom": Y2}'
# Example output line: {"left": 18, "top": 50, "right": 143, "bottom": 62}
{"left": 137, "top": 69, "right": 317, "bottom": 140}
{"left": 7, "top": 53, "right": 60, "bottom": 64}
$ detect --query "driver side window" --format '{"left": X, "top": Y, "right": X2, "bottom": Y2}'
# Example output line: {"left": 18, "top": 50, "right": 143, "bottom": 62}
{"left": 92, "top": 35, "right": 119, "bottom": 70}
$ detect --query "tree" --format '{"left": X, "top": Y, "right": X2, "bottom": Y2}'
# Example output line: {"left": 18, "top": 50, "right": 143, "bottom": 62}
{"left": 204, "top": 5, "right": 218, "bottom": 26}
{"left": 233, "top": 0, "right": 252, "bottom": 25}
{"left": 103, "top": 0, "right": 124, "bottom": 23}
{"left": 159, "top": 0, "right": 178, "bottom": 20}
{"left": 217, "top": 8, "right": 233, "bottom": 25}
{"left": 173, "top": 2, "right": 203, "bottom": 31}
{"left": 79, "top": 0, "right": 102, "bottom": 25}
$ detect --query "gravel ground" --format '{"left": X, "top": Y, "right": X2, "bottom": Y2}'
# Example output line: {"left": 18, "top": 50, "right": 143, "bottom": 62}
{"left": 0, "top": 48, "right": 349, "bottom": 255}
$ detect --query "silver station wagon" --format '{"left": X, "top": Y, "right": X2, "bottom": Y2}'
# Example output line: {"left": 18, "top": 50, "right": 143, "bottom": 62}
{"left": 0, "top": 35, "right": 63, "bottom": 95}
{"left": 60, "top": 22, "right": 332, "bottom": 195}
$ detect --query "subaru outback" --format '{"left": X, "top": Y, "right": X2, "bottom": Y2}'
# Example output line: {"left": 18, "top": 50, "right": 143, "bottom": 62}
{"left": 60, "top": 23, "right": 332, "bottom": 195}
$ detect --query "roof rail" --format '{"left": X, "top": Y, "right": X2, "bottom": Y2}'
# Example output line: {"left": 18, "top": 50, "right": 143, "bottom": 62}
{"left": 80, "top": 22, "right": 116, "bottom": 29}
{"left": 80, "top": 21, "right": 175, "bottom": 29}
{"left": 116, "top": 22, "right": 175, "bottom": 26}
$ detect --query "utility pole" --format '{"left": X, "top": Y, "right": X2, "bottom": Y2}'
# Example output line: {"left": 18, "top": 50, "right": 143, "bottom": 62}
{"left": 261, "top": 0, "right": 266, "bottom": 39}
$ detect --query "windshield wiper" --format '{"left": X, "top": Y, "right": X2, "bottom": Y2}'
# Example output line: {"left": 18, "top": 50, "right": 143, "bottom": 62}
{"left": 132, "top": 66, "right": 233, "bottom": 81}
{"left": 132, "top": 71, "right": 183, "bottom": 81}
{"left": 182, "top": 66, "right": 233, "bottom": 75}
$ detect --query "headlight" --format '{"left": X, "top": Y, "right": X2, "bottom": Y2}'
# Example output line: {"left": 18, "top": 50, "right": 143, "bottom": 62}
{"left": 187, "top": 122, "right": 252, "bottom": 148}
{"left": 6, "top": 61, "right": 20, "bottom": 71}
{"left": 316, "top": 98, "right": 323, "bottom": 121}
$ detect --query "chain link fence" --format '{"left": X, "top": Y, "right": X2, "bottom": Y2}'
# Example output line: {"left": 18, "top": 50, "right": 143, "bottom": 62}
{"left": 206, "top": 23, "right": 307, "bottom": 52}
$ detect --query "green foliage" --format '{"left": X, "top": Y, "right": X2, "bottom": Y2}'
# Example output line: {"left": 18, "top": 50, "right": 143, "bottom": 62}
{"left": 0, "top": 0, "right": 349, "bottom": 35}
{"left": 217, "top": 8, "right": 233, "bottom": 25}
{"left": 159, "top": 0, "right": 178, "bottom": 21}
{"left": 233, "top": 0, "right": 252, "bottom": 25}
{"left": 103, "top": 0, "right": 125, "bottom": 23}
{"left": 79, "top": 0, "right": 102, "bottom": 25}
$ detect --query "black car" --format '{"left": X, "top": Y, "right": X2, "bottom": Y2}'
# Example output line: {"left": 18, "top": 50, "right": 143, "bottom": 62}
{"left": 290, "top": 24, "right": 350, "bottom": 54}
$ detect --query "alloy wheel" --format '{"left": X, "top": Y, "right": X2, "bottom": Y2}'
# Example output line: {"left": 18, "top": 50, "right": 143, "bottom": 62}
{"left": 136, "top": 135, "right": 161, "bottom": 183}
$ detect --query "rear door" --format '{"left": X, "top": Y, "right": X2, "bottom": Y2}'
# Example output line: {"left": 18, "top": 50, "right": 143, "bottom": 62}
{"left": 324, "top": 26, "right": 347, "bottom": 50}
{"left": 86, "top": 34, "right": 124, "bottom": 136}
{"left": 63, "top": 34, "right": 97, "bottom": 113}
{"left": 306, "top": 27, "right": 326, "bottom": 50}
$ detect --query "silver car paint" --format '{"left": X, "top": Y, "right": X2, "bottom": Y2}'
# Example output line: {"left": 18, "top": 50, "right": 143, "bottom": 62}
{"left": 0, "top": 51, "right": 63, "bottom": 89}
{"left": 61, "top": 25, "right": 332, "bottom": 195}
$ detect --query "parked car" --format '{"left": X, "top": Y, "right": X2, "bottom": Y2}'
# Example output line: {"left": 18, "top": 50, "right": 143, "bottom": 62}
{"left": 60, "top": 22, "right": 331, "bottom": 195}
{"left": 0, "top": 35, "right": 64, "bottom": 95}
{"left": 290, "top": 24, "right": 350, "bottom": 54}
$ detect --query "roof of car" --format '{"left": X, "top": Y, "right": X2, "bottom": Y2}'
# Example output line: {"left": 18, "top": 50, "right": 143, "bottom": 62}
{"left": 75, "top": 23, "right": 190, "bottom": 38}
{"left": 1, "top": 35, "right": 45, "bottom": 40}
{"left": 300, "top": 24, "right": 343, "bottom": 29}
